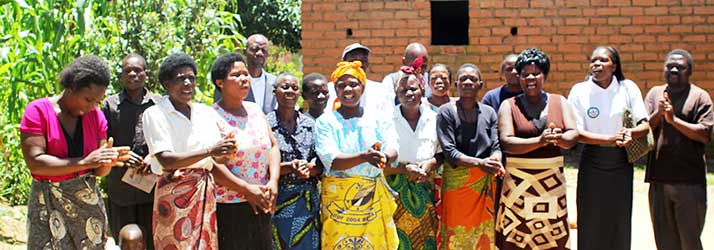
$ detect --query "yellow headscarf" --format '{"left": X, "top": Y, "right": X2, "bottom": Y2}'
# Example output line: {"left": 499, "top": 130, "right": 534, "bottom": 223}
{"left": 330, "top": 61, "right": 367, "bottom": 110}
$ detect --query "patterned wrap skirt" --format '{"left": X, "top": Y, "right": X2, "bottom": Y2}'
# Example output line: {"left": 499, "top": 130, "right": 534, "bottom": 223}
{"left": 272, "top": 180, "right": 321, "bottom": 250}
{"left": 440, "top": 164, "right": 497, "bottom": 250}
{"left": 321, "top": 175, "right": 398, "bottom": 250}
{"left": 387, "top": 174, "right": 439, "bottom": 250}
{"left": 27, "top": 173, "right": 107, "bottom": 250}
{"left": 153, "top": 169, "right": 217, "bottom": 250}
{"left": 496, "top": 156, "right": 570, "bottom": 250}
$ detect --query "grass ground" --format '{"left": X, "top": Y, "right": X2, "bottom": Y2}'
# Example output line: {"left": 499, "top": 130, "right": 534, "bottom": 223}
{"left": 1, "top": 167, "right": 713, "bottom": 249}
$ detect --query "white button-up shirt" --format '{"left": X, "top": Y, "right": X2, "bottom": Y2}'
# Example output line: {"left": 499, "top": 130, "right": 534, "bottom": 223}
{"left": 142, "top": 96, "right": 227, "bottom": 174}
{"left": 568, "top": 77, "right": 648, "bottom": 135}
{"left": 392, "top": 104, "right": 441, "bottom": 163}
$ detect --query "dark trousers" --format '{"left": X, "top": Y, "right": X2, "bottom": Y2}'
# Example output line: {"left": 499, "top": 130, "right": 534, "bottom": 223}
{"left": 649, "top": 182, "right": 707, "bottom": 250}
{"left": 107, "top": 199, "right": 154, "bottom": 250}
{"left": 217, "top": 202, "right": 273, "bottom": 250}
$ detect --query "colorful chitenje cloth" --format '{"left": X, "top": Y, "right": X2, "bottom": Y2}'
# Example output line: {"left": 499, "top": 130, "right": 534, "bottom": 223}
{"left": 272, "top": 180, "right": 321, "bottom": 250}
{"left": 387, "top": 174, "right": 439, "bottom": 250}
{"left": 153, "top": 169, "right": 217, "bottom": 250}
{"left": 440, "top": 163, "right": 497, "bottom": 250}
{"left": 496, "top": 156, "right": 570, "bottom": 250}
{"left": 321, "top": 175, "right": 398, "bottom": 250}
{"left": 27, "top": 174, "right": 108, "bottom": 250}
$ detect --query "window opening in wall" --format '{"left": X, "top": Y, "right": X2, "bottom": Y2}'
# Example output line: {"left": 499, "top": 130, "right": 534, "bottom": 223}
{"left": 431, "top": 0, "right": 469, "bottom": 45}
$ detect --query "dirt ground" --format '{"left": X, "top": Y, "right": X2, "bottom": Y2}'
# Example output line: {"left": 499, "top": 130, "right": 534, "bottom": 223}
{"left": 1, "top": 167, "right": 712, "bottom": 250}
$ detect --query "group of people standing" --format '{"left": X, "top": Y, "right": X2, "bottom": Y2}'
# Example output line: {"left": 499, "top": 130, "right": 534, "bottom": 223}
{"left": 20, "top": 32, "right": 710, "bottom": 250}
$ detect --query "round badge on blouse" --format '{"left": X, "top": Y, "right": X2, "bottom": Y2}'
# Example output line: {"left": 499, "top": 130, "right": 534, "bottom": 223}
{"left": 587, "top": 107, "right": 600, "bottom": 119}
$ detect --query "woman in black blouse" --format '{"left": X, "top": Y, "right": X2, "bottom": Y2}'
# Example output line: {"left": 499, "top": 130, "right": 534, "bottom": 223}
{"left": 267, "top": 73, "right": 322, "bottom": 249}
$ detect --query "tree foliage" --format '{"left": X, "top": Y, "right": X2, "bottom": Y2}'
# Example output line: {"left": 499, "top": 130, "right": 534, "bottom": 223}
{"left": 0, "top": 0, "right": 243, "bottom": 205}
{"left": 233, "top": 0, "right": 302, "bottom": 52}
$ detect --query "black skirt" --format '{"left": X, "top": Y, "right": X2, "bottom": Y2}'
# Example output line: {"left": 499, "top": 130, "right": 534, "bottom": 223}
{"left": 576, "top": 145, "right": 633, "bottom": 250}
{"left": 216, "top": 202, "right": 273, "bottom": 250}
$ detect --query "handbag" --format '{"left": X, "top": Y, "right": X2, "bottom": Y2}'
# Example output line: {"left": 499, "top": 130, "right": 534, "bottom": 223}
{"left": 622, "top": 82, "right": 655, "bottom": 163}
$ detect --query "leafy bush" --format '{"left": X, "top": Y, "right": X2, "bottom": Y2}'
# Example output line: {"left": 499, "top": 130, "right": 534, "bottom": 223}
{"left": 0, "top": 0, "right": 257, "bottom": 205}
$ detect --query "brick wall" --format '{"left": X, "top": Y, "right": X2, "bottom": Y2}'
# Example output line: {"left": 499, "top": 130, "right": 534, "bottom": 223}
{"left": 301, "top": 0, "right": 714, "bottom": 97}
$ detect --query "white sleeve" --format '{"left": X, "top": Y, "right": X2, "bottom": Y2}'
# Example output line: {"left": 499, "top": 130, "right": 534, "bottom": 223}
{"left": 142, "top": 108, "right": 174, "bottom": 174}
{"left": 626, "top": 80, "right": 649, "bottom": 123}
{"left": 567, "top": 86, "right": 585, "bottom": 130}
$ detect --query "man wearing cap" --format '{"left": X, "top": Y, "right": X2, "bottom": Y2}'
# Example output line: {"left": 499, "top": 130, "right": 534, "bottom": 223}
{"left": 324, "top": 43, "right": 394, "bottom": 115}
{"left": 382, "top": 42, "right": 430, "bottom": 105}
{"left": 214, "top": 34, "right": 277, "bottom": 114}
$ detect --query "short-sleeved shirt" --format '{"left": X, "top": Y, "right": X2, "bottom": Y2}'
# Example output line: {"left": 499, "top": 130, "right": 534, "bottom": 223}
{"left": 20, "top": 97, "right": 107, "bottom": 181}
{"left": 142, "top": 96, "right": 226, "bottom": 175}
{"left": 568, "top": 77, "right": 648, "bottom": 135}
{"left": 481, "top": 84, "right": 523, "bottom": 111}
{"left": 644, "top": 84, "right": 714, "bottom": 184}
{"left": 267, "top": 111, "right": 321, "bottom": 186}
{"left": 393, "top": 105, "right": 441, "bottom": 163}
{"left": 213, "top": 102, "right": 273, "bottom": 203}
{"left": 436, "top": 102, "right": 501, "bottom": 167}
{"left": 323, "top": 79, "right": 395, "bottom": 117}
{"left": 315, "top": 110, "right": 399, "bottom": 178}
{"left": 102, "top": 89, "right": 160, "bottom": 205}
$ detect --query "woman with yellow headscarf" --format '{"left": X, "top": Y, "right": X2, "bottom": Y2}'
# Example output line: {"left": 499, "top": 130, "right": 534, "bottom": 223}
{"left": 315, "top": 61, "right": 400, "bottom": 250}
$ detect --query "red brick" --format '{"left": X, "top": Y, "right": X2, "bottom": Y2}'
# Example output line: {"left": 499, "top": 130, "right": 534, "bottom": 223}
{"left": 418, "top": 10, "right": 430, "bottom": 17}
{"left": 503, "top": 18, "right": 528, "bottom": 26}
{"left": 527, "top": 36, "right": 552, "bottom": 44}
{"left": 494, "top": 9, "right": 519, "bottom": 17}
{"left": 694, "top": 6, "right": 714, "bottom": 14}
{"left": 633, "top": 16, "right": 656, "bottom": 24}
{"left": 643, "top": 25, "right": 668, "bottom": 33}
{"left": 360, "top": 21, "right": 384, "bottom": 29}
{"left": 581, "top": 26, "right": 596, "bottom": 34}
{"left": 591, "top": 17, "right": 608, "bottom": 25}
{"left": 521, "top": 9, "right": 545, "bottom": 17}
{"left": 558, "top": 8, "right": 583, "bottom": 16}
{"left": 565, "top": 35, "right": 589, "bottom": 43}
{"left": 384, "top": 1, "right": 409, "bottom": 9}
{"left": 558, "top": 44, "right": 583, "bottom": 53}
{"left": 620, "top": 7, "right": 644, "bottom": 15}
{"left": 479, "top": 37, "right": 504, "bottom": 45}
{"left": 480, "top": 0, "right": 504, "bottom": 8}
{"left": 313, "top": 3, "right": 335, "bottom": 11}
{"left": 656, "top": 0, "right": 680, "bottom": 5}
{"left": 669, "top": 6, "right": 693, "bottom": 15}
{"left": 682, "top": 16, "right": 707, "bottom": 24}
{"left": 645, "top": 43, "right": 670, "bottom": 51}
{"left": 565, "top": 0, "right": 590, "bottom": 7}
{"left": 394, "top": 11, "right": 416, "bottom": 19}
{"left": 519, "top": 27, "right": 542, "bottom": 35}
{"left": 656, "top": 16, "right": 680, "bottom": 24}
{"left": 669, "top": 25, "right": 693, "bottom": 33}
{"left": 632, "top": 0, "right": 656, "bottom": 6}
{"left": 597, "top": 7, "right": 620, "bottom": 16}
{"left": 609, "top": 35, "right": 633, "bottom": 43}
{"left": 396, "top": 29, "right": 418, "bottom": 37}
{"left": 608, "top": 0, "right": 631, "bottom": 6}
{"left": 361, "top": 2, "right": 384, "bottom": 10}
{"left": 596, "top": 26, "right": 619, "bottom": 34}
{"left": 621, "top": 25, "right": 644, "bottom": 34}
{"left": 506, "top": 0, "right": 530, "bottom": 8}
{"left": 558, "top": 26, "right": 582, "bottom": 35}
{"left": 608, "top": 17, "right": 631, "bottom": 25}
{"left": 565, "top": 17, "right": 590, "bottom": 25}
{"left": 531, "top": 0, "right": 555, "bottom": 8}
{"left": 478, "top": 18, "right": 504, "bottom": 27}
{"left": 644, "top": 7, "right": 668, "bottom": 15}
{"left": 694, "top": 26, "right": 714, "bottom": 33}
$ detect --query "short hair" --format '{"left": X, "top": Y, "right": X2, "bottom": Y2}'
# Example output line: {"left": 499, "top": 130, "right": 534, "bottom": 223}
{"left": 429, "top": 63, "right": 452, "bottom": 83}
{"left": 210, "top": 52, "right": 246, "bottom": 89}
{"left": 122, "top": 54, "right": 147, "bottom": 70}
{"left": 158, "top": 53, "right": 197, "bottom": 84}
{"left": 273, "top": 73, "right": 298, "bottom": 90}
{"left": 59, "top": 55, "right": 111, "bottom": 90}
{"left": 515, "top": 48, "right": 551, "bottom": 79}
{"left": 456, "top": 63, "right": 482, "bottom": 82}
{"left": 302, "top": 73, "right": 326, "bottom": 92}
{"left": 592, "top": 46, "right": 625, "bottom": 81}
{"left": 500, "top": 54, "right": 518, "bottom": 74}
{"left": 666, "top": 49, "right": 693, "bottom": 72}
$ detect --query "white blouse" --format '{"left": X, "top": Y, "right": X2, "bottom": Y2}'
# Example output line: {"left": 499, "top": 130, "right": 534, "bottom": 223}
{"left": 568, "top": 76, "right": 648, "bottom": 135}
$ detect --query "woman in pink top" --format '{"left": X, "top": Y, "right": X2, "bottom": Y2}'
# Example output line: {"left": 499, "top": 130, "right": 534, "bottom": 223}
{"left": 20, "top": 55, "right": 134, "bottom": 249}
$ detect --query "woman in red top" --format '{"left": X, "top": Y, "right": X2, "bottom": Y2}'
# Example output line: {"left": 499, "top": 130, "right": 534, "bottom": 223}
{"left": 20, "top": 55, "right": 134, "bottom": 249}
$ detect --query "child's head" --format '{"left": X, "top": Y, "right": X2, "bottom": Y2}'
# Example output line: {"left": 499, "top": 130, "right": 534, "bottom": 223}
{"left": 118, "top": 224, "right": 145, "bottom": 250}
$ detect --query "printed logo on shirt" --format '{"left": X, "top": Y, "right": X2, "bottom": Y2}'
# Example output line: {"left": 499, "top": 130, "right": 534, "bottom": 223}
{"left": 587, "top": 107, "right": 600, "bottom": 119}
